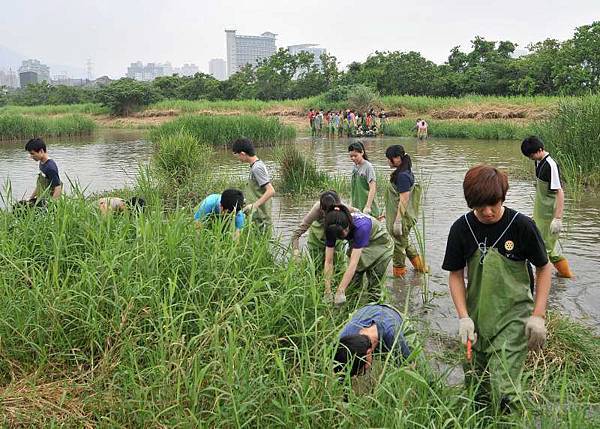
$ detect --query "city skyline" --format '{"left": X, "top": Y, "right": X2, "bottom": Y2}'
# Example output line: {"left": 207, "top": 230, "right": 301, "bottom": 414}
{"left": 1, "top": 0, "right": 599, "bottom": 79}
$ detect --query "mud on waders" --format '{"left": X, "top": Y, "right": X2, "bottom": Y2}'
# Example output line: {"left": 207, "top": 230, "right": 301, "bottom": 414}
{"left": 463, "top": 212, "right": 533, "bottom": 409}
{"left": 533, "top": 159, "right": 573, "bottom": 277}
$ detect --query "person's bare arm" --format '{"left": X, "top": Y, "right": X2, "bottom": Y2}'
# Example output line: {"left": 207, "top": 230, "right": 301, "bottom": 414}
{"left": 448, "top": 269, "right": 468, "bottom": 318}
{"left": 532, "top": 263, "right": 552, "bottom": 317}
{"left": 291, "top": 202, "right": 320, "bottom": 251}
{"left": 396, "top": 191, "right": 410, "bottom": 219}
{"left": 324, "top": 246, "right": 335, "bottom": 294}
{"left": 336, "top": 248, "right": 363, "bottom": 295}
{"left": 251, "top": 183, "right": 275, "bottom": 209}
{"left": 364, "top": 181, "right": 377, "bottom": 213}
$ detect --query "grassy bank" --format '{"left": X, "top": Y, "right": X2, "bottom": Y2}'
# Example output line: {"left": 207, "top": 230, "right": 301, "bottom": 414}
{"left": 0, "top": 103, "right": 108, "bottom": 116}
{"left": 0, "top": 114, "right": 96, "bottom": 140}
{"left": 0, "top": 195, "right": 597, "bottom": 426}
{"left": 150, "top": 114, "right": 296, "bottom": 147}
{"left": 384, "top": 118, "right": 534, "bottom": 140}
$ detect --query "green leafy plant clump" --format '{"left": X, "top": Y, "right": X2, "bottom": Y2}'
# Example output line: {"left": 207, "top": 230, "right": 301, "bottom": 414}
{"left": 276, "top": 146, "right": 332, "bottom": 194}
{"left": 150, "top": 114, "right": 296, "bottom": 147}
{"left": 0, "top": 113, "right": 96, "bottom": 140}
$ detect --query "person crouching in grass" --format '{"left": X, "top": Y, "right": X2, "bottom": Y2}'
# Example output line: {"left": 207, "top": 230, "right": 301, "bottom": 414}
{"left": 194, "top": 189, "right": 245, "bottom": 238}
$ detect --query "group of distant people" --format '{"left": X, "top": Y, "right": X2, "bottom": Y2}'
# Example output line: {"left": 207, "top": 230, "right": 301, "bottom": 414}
{"left": 14, "top": 130, "right": 573, "bottom": 413}
{"left": 308, "top": 108, "right": 388, "bottom": 138}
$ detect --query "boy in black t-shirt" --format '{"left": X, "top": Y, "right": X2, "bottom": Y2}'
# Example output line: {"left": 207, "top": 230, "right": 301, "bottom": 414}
{"left": 442, "top": 165, "right": 552, "bottom": 412}
{"left": 25, "top": 138, "right": 62, "bottom": 202}
{"left": 521, "top": 136, "right": 573, "bottom": 278}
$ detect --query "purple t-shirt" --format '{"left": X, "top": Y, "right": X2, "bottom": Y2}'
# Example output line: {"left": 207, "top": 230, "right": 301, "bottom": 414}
{"left": 326, "top": 213, "right": 372, "bottom": 248}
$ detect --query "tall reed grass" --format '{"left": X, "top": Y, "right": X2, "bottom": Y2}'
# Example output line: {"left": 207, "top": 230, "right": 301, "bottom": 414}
{"left": 150, "top": 114, "right": 296, "bottom": 147}
{"left": 384, "top": 119, "right": 533, "bottom": 140}
{"left": 0, "top": 194, "right": 597, "bottom": 427}
{"left": 0, "top": 114, "right": 96, "bottom": 140}
{"left": 276, "top": 146, "right": 332, "bottom": 194}
{"left": 533, "top": 95, "right": 600, "bottom": 187}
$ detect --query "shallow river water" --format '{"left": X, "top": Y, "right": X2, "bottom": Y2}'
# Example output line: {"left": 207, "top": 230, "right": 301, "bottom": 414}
{"left": 1, "top": 131, "right": 598, "bottom": 337}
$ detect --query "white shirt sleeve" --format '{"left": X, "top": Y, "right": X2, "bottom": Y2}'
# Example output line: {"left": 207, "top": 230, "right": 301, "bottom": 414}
{"left": 546, "top": 157, "right": 562, "bottom": 190}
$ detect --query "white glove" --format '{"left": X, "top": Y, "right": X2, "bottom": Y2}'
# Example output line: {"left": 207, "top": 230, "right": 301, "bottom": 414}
{"left": 525, "top": 316, "right": 547, "bottom": 351}
{"left": 458, "top": 317, "right": 477, "bottom": 346}
{"left": 292, "top": 248, "right": 301, "bottom": 259}
{"left": 363, "top": 207, "right": 371, "bottom": 216}
{"left": 550, "top": 218, "right": 562, "bottom": 234}
{"left": 393, "top": 218, "right": 403, "bottom": 238}
{"left": 334, "top": 291, "right": 346, "bottom": 305}
{"left": 243, "top": 204, "right": 254, "bottom": 213}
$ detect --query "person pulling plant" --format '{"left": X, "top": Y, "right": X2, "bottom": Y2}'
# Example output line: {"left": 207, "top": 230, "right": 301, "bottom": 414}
{"left": 193, "top": 189, "right": 245, "bottom": 238}
{"left": 384, "top": 145, "right": 428, "bottom": 277}
{"left": 521, "top": 136, "right": 574, "bottom": 278}
{"left": 323, "top": 205, "right": 393, "bottom": 305}
{"left": 442, "top": 164, "right": 551, "bottom": 412}
{"left": 348, "top": 141, "right": 380, "bottom": 218}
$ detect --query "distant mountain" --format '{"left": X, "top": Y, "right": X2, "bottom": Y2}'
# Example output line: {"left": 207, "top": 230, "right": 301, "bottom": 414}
{"left": 0, "top": 44, "right": 86, "bottom": 78}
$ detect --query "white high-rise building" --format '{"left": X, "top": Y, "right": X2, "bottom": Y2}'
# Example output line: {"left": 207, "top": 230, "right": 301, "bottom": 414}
{"left": 209, "top": 58, "right": 226, "bottom": 80}
{"left": 287, "top": 44, "right": 327, "bottom": 70}
{"left": 225, "top": 30, "right": 277, "bottom": 77}
{"left": 18, "top": 59, "right": 50, "bottom": 83}
{"left": 0, "top": 69, "right": 19, "bottom": 88}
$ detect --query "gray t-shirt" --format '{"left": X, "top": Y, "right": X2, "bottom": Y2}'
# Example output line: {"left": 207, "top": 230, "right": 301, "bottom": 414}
{"left": 250, "top": 160, "right": 271, "bottom": 187}
{"left": 353, "top": 160, "right": 376, "bottom": 183}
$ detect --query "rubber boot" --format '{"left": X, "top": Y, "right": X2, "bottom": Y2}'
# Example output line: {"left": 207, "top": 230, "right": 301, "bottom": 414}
{"left": 393, "top": 266, "right": 408, "bottom": 278}
{"left": 409, "top": 255, "right": 429, "bottom": 273}
{"left": 554, "top": 259, "right": 574, "bottom": 278}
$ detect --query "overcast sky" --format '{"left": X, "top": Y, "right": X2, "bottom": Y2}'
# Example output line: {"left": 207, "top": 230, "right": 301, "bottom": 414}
{"left": 1, "top": 0, "right": 598, "bottom": 78}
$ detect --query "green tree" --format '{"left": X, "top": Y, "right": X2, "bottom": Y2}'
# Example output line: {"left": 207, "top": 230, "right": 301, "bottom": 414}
{"left": 179, "top": 73, "right": 222, "bottom": 100}
{"left": 220, "top": 65, "right": 257, "bottom": 100}
{"left": 97, "top": 78, "right": 162, "bottom": 116}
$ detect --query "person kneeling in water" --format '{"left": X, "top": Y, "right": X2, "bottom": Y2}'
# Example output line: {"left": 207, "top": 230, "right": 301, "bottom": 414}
{"left": 334, "top": 304, "right": 411, "bottom": 377}
{"left": 323, "top": 205, "right": 393, "bottom": 305}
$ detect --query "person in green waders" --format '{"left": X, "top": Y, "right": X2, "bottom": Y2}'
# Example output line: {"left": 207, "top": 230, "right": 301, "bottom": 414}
{"left": 348, "top": 141, "right": 380, "bottom": 218}
{"left": 231, "top": 138, "right": 275, "bottom": 232}
{"left": 443, "top": 165, "right": 551, "bottom": 412}
{"left": 521, "top": 136, "right": 574, "bottom": 278}
{"left": 384, "top": 145, "right": 428, "bottom": 277}
{"left": 291, "top": 190, "right": 358, "bottom": 266}
{"left": 25, "top": 138, "right": 63, "bottom": 204}
{"left": 323, "top": 206, "right": 393, "bottom": 305}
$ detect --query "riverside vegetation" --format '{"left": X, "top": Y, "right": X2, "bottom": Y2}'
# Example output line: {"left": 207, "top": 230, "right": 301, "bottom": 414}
{"left": 0, "top": 130, "right": 598, "bottom": 426}
{"left": 0, "top": 113, "right": 96, "bottom": 140}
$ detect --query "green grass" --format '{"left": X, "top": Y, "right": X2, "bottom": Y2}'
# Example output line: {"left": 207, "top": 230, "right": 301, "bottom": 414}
{"left": 384, "top": 118, "right": 534, "bottom": 140}
{"left": 276, "top": 146, "right": 333, "bottom": 195}
{"left": 533, "top": 95, "right": 600, "bottom": 187}
{"left": 0, "top": 193, "right": 597, "bottom": 427}
{"left": 0, "top": 103, "right": 108, "bottom": 116}
{"left": 150, "top": 114, "right": 296, "bottom": 147}
{"left": 0, "top": 113, "right": 97, "bottom": 140}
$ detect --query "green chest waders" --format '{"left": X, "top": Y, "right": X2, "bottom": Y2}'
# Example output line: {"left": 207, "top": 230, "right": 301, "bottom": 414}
{"left": 307, "top": 219, "right": 345, "bottom": 270}
{"left": 245, "top": 173, "right": 272, "bottom": 232}
{"left": 464, "top": 212, "right": 533, "bottom": 403}
{"left": 346, "top": 216, "right": 393, "bottom": 288}
{"left": 351, "top": 170, "right": 380, "bottom": 217}
{"left": 384, "top": 181, "right": 422, "bottom": 268}
{"left": 533, "top": 174, "right": 563, "bottom": 263}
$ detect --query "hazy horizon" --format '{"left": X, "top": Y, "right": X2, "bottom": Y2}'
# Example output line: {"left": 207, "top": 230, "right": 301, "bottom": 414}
{"left": 1, "top": 0, "right": 598, "bottom": 79}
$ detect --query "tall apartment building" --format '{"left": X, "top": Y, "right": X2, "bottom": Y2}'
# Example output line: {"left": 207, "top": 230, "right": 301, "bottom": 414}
{"left": 18, "top": 59, "right": 50, "bottom": 83}
{"left": 178, "top": 64, "right": 199, "bottom": 77}
{"left": 225, "top": 30, "right": 277, "bottom": 77}
{"left": 209, "top": 58, "right": 226, "bottom": 80}
{"left": 0, "top": 69, "right": 19, "bottom": 88}
{"left": 127, "top": 62, "right": 174, "bottom": 81}
{"left": 287, "top": 44, "right": 327, "bottom": 70}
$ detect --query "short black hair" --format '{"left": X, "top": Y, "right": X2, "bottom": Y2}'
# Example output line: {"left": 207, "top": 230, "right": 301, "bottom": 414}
{"left": 231, "top": 138, "right": 256, "bottom": 156}
{"left": 521, "top": 136, "right": 545, "bottom": 156}
{"left": 127, "top": 197, "right": 146, "bottom": 212}
{"left": 25, "top": 138, "right": 46, "bottom": 153}
{"left": 334, "top": 334, "right": 372, "bottom": 377}
{"left": 221, "top": 189, "right": 244, "bottom": 213}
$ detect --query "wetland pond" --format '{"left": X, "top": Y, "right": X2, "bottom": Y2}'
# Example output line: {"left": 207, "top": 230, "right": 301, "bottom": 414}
{"left": 2, "top": 129, "right": 598, "bottom": 342}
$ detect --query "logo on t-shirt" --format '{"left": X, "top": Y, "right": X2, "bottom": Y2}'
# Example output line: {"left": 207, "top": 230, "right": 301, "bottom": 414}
{"left": 504, "top": 240, "right": 515, "bottom": 252}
